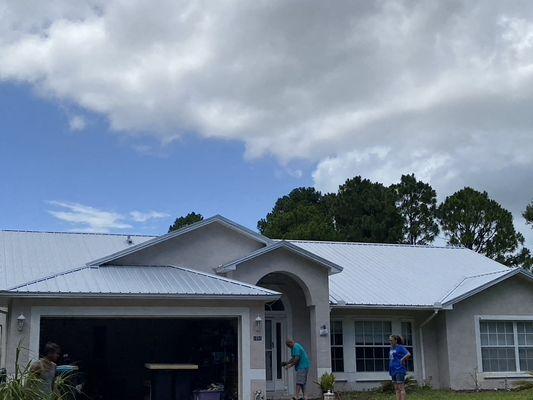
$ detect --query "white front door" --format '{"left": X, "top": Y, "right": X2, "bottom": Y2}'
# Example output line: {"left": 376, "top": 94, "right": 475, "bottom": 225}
{"left": 265, "top": 317, "right": 287, "bottom": 392}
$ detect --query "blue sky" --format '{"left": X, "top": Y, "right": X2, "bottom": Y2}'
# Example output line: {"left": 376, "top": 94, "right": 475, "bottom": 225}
{"left": 0, "top": 83, "right": 312, "bottom": 234}
{"left": 0, "top": 1, "right": 531, "bottom": 247}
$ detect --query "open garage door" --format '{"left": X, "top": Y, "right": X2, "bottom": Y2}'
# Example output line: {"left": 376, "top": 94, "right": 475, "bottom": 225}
{"left": 39, "top": 317, "right": 238, "bottom": 400}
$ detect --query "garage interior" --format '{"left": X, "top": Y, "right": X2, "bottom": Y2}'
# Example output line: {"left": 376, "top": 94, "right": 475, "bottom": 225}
{"left": 39, "top": 317, "right": 239, "bottom": 400}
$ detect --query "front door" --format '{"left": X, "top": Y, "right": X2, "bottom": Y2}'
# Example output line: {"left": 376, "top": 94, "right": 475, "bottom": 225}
{"left": 265, "top": 317, "right": 287, "bottom": 392}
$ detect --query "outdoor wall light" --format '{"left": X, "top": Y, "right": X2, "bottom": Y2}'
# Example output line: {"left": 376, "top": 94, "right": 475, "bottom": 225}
{"left": 17, "top": 314, "right": 26, "bottom": 332}
{"left": 255, "top": 315, "right": 262, "bottom": 332}
{"left": 319, "top": 324, "right": 329, "bottom": 337}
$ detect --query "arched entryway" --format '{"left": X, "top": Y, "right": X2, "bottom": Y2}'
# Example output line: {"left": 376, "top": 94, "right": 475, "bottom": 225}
{"left": 258, "top": 272, "right": 312, "bottom": 397}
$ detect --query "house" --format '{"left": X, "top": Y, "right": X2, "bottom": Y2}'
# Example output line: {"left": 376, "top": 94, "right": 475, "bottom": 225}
{"left": 0, "top": 215, "right": 532, "bottom": 399}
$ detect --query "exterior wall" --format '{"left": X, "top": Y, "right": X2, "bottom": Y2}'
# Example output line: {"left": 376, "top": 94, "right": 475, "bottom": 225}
{"left": 443, "top": 275, "right": 533, "bottom": 390}
{"left": 111, "top": 222, "right": 265, "bottom": 273}
{"left": 5, "top": 297, "right": 267, "bottom": 400}
{"left": 227, "top": 248, "right": 331, "bottom": 398}
{"left": 329, "top": 308, "right": 441, "bottom": 391}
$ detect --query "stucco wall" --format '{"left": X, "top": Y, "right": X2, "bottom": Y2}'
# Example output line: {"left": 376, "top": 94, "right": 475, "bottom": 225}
{"left": 5, "top": 297, "right": 267, "bottom": 400}
{"left": 111, "top": 222, "right": 265, "bottom": 272}
{"left": 443, "top": 275, "right": 533, "bottom": 390}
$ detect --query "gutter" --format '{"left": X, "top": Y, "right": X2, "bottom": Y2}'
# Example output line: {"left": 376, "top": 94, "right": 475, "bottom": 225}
{"left": 419, "top": 303, "right": 443, "bottom": 383}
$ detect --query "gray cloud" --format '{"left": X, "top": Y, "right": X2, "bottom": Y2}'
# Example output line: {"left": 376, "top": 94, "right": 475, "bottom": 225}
{"left": 1, "top": 1, "right": 532, "bottom": 242}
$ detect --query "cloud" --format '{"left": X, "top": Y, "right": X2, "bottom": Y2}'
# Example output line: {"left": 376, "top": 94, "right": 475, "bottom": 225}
{"left": 48, "top": 201, "right": 169, "bottom": 232}
{"left": 68, "top": 115, "right": 86, "bottom": 131}
{"left": 129, "top": 210, "right": 170, "bottom": 223}
{"left": 1, "top": 1, "right": 533, "bottom": 241}
{"left": 48, "top": 201, "right": 131, "bottom": 232}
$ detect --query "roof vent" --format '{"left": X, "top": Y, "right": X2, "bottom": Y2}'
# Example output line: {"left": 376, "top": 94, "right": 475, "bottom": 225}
{"left": 126, "top": 235, "right": 133, "bottom": 245}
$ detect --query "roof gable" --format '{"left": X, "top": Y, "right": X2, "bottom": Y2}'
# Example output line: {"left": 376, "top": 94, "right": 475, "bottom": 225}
{"left": 87, "top": 215, "right": 272, "bottom": 266}
{"left": 216, "top": 241, "right": 343, "bottom": 274}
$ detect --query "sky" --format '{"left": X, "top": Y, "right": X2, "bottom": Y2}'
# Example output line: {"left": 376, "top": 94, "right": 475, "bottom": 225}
{"left": 0, "top": 0, "right": 532, "bottom": 246}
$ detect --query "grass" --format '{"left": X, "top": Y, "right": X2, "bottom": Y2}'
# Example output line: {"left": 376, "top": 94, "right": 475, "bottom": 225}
{"left": 338, "top": 388, "right": 533, "bottom": 400}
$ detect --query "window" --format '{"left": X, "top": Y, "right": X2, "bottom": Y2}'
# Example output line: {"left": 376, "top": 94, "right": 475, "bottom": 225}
{"left": 331, "top": 321, "right": 344, "bottom": 372}
{"left": 479, "top": 320, "right": 533, "bottom": 373}
{"left": 265, "top": 299, "right": 284, "bottom": 311}
{"left": 401, "top": 322, "right": 414, "bottom": 372}
{"left": 355, "top": 321, "right": 392, "bottom": 372}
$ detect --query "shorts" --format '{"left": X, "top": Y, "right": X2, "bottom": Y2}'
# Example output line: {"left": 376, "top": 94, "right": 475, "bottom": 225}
{"left": 391, "top": 372, "right": 406, "bottom": 384}
{"left": 296, "top": 369, "right": 308, "bottom": 386}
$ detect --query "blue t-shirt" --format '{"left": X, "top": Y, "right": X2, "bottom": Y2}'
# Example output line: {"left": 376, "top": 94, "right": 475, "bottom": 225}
{"left": 291, "top": 343, "right": 311, "bottom": 371}
{"left": 389, "top": 345, "right": 410, "bottom": 375}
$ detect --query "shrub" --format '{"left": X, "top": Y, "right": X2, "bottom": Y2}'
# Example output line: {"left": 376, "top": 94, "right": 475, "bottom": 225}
{"left": 316, "top": 372, "right": 336, "bottom": 393}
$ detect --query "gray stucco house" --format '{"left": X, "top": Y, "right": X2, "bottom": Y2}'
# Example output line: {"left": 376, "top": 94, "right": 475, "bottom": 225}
{"left": 0, "top": 215, "right": 532, "bottom": 399}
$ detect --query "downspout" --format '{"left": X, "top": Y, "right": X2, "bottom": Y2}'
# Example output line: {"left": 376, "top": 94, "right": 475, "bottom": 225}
{"left": 419, "top": 303, "right": 443, "bottom": 383}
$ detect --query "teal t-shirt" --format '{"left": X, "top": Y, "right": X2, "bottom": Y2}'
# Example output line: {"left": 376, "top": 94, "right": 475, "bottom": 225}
{"left": 291, "top": 343, "right": 311, "bottom": 371}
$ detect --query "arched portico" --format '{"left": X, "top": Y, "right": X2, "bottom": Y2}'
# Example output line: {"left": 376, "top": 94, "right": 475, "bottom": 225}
{"left": 224, "top": 246, "right": 334, "bottom": 398}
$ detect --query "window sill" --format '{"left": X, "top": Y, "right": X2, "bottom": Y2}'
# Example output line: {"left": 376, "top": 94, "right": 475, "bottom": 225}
{"left": 480, "top": 372, "right": 533, "bottom": 380}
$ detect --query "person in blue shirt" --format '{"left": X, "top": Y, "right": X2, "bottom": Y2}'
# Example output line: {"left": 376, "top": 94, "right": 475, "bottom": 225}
{"left": 389, "top": 335, "right": 410, "bottom": 400}
{"left": 281, "top": 338, "right": 311, "bottom": 400}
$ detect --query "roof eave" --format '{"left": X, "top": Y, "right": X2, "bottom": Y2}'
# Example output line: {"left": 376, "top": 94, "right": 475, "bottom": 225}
{"left": 0, "top": 292, "right": 280, "bottom": 301}
{"left": 330, "top": 303, "right": 453, "bottom": 310}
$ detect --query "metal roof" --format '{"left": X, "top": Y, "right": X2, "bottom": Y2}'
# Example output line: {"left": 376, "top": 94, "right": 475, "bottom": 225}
{"left": 290, "top": 240, "right": 520, "bottom": 308}
{"left": 6, "top": 265, "right": 279, "bottom": 298}
{"left": 0, "top": 230, "right": 154, "bottom": 290}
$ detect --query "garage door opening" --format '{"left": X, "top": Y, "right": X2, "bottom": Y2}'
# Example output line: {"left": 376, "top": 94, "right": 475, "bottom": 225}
{"left": 39, "top": 317, "right": 239, "bottom": 400}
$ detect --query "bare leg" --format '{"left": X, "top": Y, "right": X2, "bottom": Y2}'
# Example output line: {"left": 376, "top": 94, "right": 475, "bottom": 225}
{"left": 394, "top": 383, "right": 401, "bottom": 400}
{"left": 398, "top": 383, "right": 406, "bottom": 400}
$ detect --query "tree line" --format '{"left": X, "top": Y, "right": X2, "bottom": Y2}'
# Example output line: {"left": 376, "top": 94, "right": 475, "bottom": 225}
{"left": 169, "top": 175, "right": 533, "bottom": 270}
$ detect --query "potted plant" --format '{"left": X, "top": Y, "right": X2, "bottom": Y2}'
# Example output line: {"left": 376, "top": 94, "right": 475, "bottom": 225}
{"left": 316, "top": 372, "right": 336, "bottom": 399}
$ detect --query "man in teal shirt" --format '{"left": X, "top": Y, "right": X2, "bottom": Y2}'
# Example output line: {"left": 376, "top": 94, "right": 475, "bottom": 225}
{"left": 282, "top": 339, "right": 311, "bottom": 400}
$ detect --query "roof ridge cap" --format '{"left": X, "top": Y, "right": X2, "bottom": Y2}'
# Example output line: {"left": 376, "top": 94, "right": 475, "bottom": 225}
{"left": 168, "top": 265, "right": 280, "bottom": 295}
{"left": 7, "top": 265, "right": 92, "bottom": 291}
{"left": 288, "top": 239, "right": 462, "bottom": 249}
{"left": 0, "top": 229, "right": 154, "bottom": 237}
{"left": 463, "top": 269, "right": 511, "bottom": 279}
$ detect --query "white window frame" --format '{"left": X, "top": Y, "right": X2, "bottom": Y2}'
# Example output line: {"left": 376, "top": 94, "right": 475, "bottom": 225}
{"left": 352, "top": 318, "right": 416, "bottom": 382}
{"left": 475, "top": 315, "right": 533, "bottom": 379}
{"left": 330, "top": 319, "right": 345, "bottom": 373}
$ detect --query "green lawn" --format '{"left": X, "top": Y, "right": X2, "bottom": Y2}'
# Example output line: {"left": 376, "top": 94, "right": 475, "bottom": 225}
{"left": 339, "top": 389, "right": 533, "bottom": 400}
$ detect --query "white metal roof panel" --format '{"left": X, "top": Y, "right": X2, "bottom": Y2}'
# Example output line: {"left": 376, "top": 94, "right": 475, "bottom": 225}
{"left": 7, "top": 265, "right": 279, "bottom": 298}
{"left": 0, "top": 231, "right": 154, "bottom": 290}
{"left": 290, "top": 240, "right": 511, "bottom": 307}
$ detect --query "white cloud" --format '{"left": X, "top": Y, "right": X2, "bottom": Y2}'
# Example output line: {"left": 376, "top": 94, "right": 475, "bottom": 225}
{"left": 48, "top": 201, "right": 169, "bottom": 232}
{"left": 48, "top": 201, "right": 131, "bottom": 232}
{"left": 1, "top": 1, "right": 533, "bottom": 241}
{"left": 68, "top": 115, "right": 86, "bottom": 131}
{"left": 130, "top": 210, "right": 170, "bottom": 223}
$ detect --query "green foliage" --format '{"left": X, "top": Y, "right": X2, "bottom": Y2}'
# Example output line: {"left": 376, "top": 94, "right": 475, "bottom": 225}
{"left": 379, "top": 376, "right": 418, "bottom": 393}
{"left": 0, "top": 346, "right": 77, "bottom": 400}
{"left": 513, "top": 371, "right": 533, "bottom": 391}
{"left": 257, "top": 188, "right": 337, "bottom": 240}
{"left": 333, "top": 177, "right": 403, "bottom": 243}
{"left": 390, "top": 174, "right": 439, "bottom": 245}
{"left": 315, "top": 372, "right": 336, "bottom": 393}
{"left": 524, "top": 202, "right": 533, "bottom": 227}
{"left": 168, "top": 212, "right": 204, "bottom": 232}
{"left": 437, "top": 187, "right": 524, "bottom": 262}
